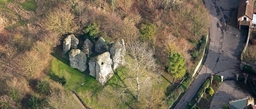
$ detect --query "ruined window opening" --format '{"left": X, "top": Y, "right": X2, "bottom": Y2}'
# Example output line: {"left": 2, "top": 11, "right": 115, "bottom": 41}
{"left": 244, "top": 17, "right": 247, "bottom": 21}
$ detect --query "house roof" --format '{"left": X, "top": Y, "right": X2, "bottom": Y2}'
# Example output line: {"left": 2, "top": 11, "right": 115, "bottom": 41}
{"left": 245, "top": 104, "right": 256, "bottom": 109}
{"left": 229, "top": 98, "right": 248, "bottom": 109}
{"left": 238, "top": 0, "right": 254, "bottom": 19}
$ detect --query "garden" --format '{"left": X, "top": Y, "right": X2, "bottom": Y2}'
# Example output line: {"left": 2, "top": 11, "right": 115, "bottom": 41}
{"left": 186, "top": 75, "right": 222, "bottom": 109}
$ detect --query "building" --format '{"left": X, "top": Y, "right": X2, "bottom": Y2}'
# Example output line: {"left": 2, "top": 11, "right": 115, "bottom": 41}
{"left": 237, "top": 0, "right": 254, "bottom": 30}
{"left": 229, "top": 97, "right": 256, "bottom": 109}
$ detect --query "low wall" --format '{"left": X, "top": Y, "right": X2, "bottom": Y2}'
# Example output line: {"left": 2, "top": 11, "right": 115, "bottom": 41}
{"left": 192, "top": 34, "right": 209, "bottom": 77}
{"left": 241, "top": 29, "right": 251, "bottom": 61}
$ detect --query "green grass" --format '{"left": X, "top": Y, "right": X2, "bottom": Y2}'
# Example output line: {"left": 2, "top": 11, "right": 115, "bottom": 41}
{"left": 21, "top": 0, "right": 37, "bottom": 12}
{"left": 50, "top": 56, "right": 102, "bottom": 106}
{"left": 0, "top": 0, "right": 12, "bottom": 4}
{"left": 50, "top": 54, "right": 170, "bottom": 108}
{"left": 50, "top": 56, "right": 108, "bottom": 108}
{"left": 50, "top": 57, "right": 101, "bottom": 91}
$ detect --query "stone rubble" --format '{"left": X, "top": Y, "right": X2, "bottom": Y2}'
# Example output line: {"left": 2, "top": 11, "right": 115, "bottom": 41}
{"left": 63, "top": 35, "right": 126, "bottom": 85}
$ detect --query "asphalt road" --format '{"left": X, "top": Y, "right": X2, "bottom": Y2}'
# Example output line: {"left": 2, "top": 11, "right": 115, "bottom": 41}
{"left": 174, "top": 0, "right": 245, "bottom": 109}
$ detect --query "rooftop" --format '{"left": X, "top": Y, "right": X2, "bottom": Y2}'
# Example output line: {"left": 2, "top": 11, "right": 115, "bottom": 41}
{"left": 238, "top": 0, "right": 254, "bottom": 19}
{"left": 229, "top": 97, "right": 248, "bottom": 109}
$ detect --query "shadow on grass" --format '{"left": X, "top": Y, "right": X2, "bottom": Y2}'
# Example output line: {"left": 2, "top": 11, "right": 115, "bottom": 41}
{"left": 165, "top": 82, "right": 179, "bottom": 96}
{"left": 50, "top": 45, "right": 69, "bottom": 66}
{"left": 48, "top": 72, "right": 67, "bottom": 85}
{"left": 21, "top": 93, "right": 32, "bottom": 108}
{"left": 104, "top": 71, "right": 137, "bottom": 108}
{"left": 114, "top": 73, "right": 138, "bottom": 109}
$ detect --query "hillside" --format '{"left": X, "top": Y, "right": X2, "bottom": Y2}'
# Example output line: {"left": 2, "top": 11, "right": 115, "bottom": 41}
{"left": 0, "top": 0, "right": 209, "bottom": 108}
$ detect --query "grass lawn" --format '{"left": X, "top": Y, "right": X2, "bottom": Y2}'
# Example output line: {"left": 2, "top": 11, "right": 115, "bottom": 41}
{"left": 50, "top": 56, "right": 103, "bottom": 106}
{"left": 50, "top": 54, "right": 171, "bottom": 108}
{"left": 50, "top": 55, "right": 137, "bottom": 108}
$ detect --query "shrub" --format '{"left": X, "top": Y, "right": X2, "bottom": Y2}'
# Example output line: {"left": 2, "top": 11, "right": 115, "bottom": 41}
{"left": 36, "top": 81, "right": 51, "bottom": 95}
{"left": 84, "top": 22, "right": 99, "bottom": 38}
{"left": 167, "top": 75, "right": 193, "bottom": 107}
{"left": 206, "top": 87, "right": 214, "bottom": 96}
{"left": 28, "top": 96, "right": 47, "bottom": 109}
{"left": 202, "top": 79, "right": 210, "bottom": 88}
{"left": 191, "top": 50, "right": 199, "bottom": 59}
{"left": 213, "top": 75, "right": 221, "bottom": 83}
{"left": 186, "top": 100, "right": 196, "bottom": 109}
{"left": 187, "top": 79, "right": 210, "bottom": 108}
{"left": 181, "top": 75, "right": 193, "bottom": 90}
{"left": 191, "top": 35, "right": 206, "bottom": 61}
{"left": 139, "top": 22, "right": 156, "bottom": 42}
{"left": 21, "top": 0, "right": 37, "bottom": 12}
{"left": 167, "top": 87, "right": 183, "bottom": 106}
{"left": 58, "top": 76, "right": 66, "bottom": 85}
{"left": 222, "top": 105, "right": 229, "bottom": 109}
{"left": 8, "top": 89, "right": 19, "bottom": 101}
{"left": 242, "top": 65, "right": 256, "bottom": 76}
{"left": 213, "top": 75, "right": 222, "bottom": 86}
{"left": 0, "top": 102, "right": 8, "bottom": 109}
{"left": 196, "top": 79, "right": 210, "bottom": 97}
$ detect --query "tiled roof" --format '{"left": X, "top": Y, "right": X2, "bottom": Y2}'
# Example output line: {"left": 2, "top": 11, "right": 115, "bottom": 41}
{"left": 238, "top": 0, "right": 254, "bottom": 19}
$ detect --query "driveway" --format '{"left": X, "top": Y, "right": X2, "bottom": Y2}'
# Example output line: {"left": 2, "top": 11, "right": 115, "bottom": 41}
{"left": 174, "top": 0, "right": 247, "bottom": 109}
{"left": 210, "top": 81, "right": 250, "bottom": 109}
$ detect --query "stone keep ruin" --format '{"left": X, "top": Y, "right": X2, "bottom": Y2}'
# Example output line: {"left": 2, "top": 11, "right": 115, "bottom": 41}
{"left": 63, "top": 34, "right": 126, "bottom": 85}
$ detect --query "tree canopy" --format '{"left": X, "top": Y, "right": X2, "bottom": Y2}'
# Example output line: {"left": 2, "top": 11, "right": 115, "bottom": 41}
{"left": 84, "top": 22, "right": 99, "bottom": 38}
{"left": 206, "top": 87, "right": 214, "bottom": 96}
{"left": 167, "top": 50, "right": 186, "bottom": 79}
{"left": 139, "top": 22, "right": 156, "bottom": 42}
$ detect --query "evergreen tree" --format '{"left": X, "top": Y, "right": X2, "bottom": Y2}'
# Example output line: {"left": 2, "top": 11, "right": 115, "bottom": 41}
{"left": 167, "top": 50, "right": 186, "bottom": 79}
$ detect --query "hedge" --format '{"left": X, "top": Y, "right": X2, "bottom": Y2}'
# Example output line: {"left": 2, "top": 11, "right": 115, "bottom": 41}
{"left": 167, "top": 75, "right": 193, "bottom": 107}
{"left": 213, "top": 75, "right": 221, "bottom": 83}
{"left": 242, "top": 65, "right": 256, "bottom": 76}
{"left": 249, "top": 79, "right": 256, "bottom": 96}
{"left": 191, "top": 35, "right": 207, "bottom": 62}
{"left": 186, "top": 78, "right": 210, "bottom": 108}
{"left": 181, "top": 76, "right": 193, "bottom": 90}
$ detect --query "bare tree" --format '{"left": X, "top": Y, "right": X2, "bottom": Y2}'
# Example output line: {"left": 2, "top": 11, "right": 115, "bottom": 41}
{"left": 126, "top": 41, "right": 156, "bottom": 101}
{"left": 45, "top": 7, "right": 77, "bottom": 35}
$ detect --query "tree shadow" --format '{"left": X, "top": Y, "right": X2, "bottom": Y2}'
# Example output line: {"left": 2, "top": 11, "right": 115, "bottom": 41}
{"left": 20, "top": 93, "right": 32, "bottom": 108}
{"left": 28, "top": 79, "right": 39, "bottom": 92}
{"left": 48, "top": 72, "right": 67, "bottom": 85}
{"left": 114, "top": 72, "right": 137, "bottom": 101}
{"left": 51, "top": 44, "right": 70, "bottom": 66}
{"left": 164, "top": 82, "right": 179, "bottom": 96}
